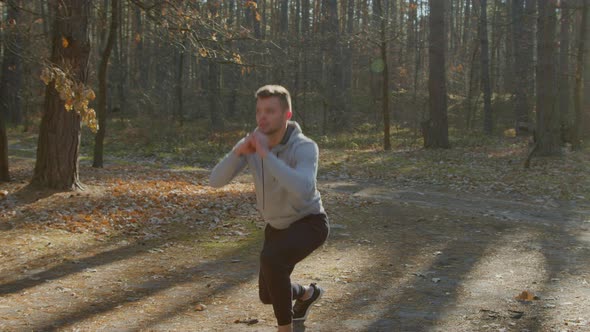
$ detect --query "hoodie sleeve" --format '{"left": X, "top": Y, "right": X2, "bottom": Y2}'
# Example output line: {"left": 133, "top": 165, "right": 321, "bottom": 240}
{"left": 209, "top": 138, "right": 248, "bottom": 188}
{"left": 262, "top": 141, "right": 318, "bottom": 199}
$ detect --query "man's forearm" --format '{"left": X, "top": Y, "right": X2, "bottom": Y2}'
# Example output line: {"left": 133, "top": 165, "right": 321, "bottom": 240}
{"left": 209, "top": 150, "right": 246, "bottom": 188}
{"left": 262, "top": 144, "right": 318, "bottom": 199}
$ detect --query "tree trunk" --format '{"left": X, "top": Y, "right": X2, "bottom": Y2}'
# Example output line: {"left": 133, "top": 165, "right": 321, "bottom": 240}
{"left": 381, "top": 10, "right": 391, "bottom": 151}
{"left": 40, "top": 0, "right": 50, "bottom": 37}
{"left": 32, "top": 0, "right": 91, "bottom": 190}
{"left": 245, "top": 0, "right": 261, "bottom": 38}
{"left": 480, "top": 0, "right": 493, "bottom": 134}
{"left": 425, "top": 0, "right": 450, "bottom": 148}
{"left": 512, "top": 0, "right": 527, "bottom": 134}
{"left": 412, "top": 1, "right": 421, "bottom": 104}
{"left": 280, "top": 0, "right": 289, "bottom": 33}
{"left": 0, "top": 112, "right": 8, "bottom": 182}
{"left": 208, "top": 1, "right": 223, "bottom": 129}
{"left": 504, "top": 0, "right": 515, "bottom": 93}
{"left": 463, "top": 0, "right": 475, "bottom": 129}
{"left": 114, "top": 0, "right": 127, "bottom": 117}
{"left": 407, "top": 0, "right": 417, "bottom": 67}
{"left": 535, "top": 0, "right": 561, "bottom": 156}
{"left": 325, "top": 0, "right": 345, "bottom": 131}
{"left": 176, "top": 36, "right": 187, "bottom": 126}
{"left": 559, "top": 1, "right": 571, "bottom": 144}
{"left": 466, "top": 42, "right": 480, "bottom": 130}
{"left": 573, "top": 0, "right": 588, "bottom": 149}
{"left": 463, "top": 0, "right": 472, "bottom": 53}
{"left": 372, "top": 0, "right": 383, "bottom": 127}
{"left": 93, "top": 0, "right": 119, "bottom": 168}
{"left": 522, "top": 0, "right": 536, "bottom": 133}
{"left": 302, "top": 0, "right": 310, "bottom": 36}
{"left": 582, "top": 0, "right": 590, "bottom": 141}
{"left": 133, "top": 6, "right": 147, "bottom": 90}
{"left": 343, "top": 0, "right": 354, "bottom": 122}
{"left": 0, "top": 1, "right": 23, "bottom": 125}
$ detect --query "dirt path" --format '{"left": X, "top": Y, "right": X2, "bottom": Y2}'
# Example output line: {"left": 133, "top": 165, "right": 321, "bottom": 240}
{"left": 1, "top": 178, "right": 589, "bottom": 331}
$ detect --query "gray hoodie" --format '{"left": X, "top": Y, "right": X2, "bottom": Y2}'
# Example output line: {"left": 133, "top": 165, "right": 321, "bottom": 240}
{"left": 209, "top": 121, "right": 325, "bottom": 229}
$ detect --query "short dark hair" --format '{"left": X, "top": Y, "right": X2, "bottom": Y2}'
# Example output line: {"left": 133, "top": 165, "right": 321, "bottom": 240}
{"left": 255, "top": 85, "right": 291, "bottom": 111}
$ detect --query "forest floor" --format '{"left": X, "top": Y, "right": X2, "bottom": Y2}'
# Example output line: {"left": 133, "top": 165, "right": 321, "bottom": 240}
{"left": 1, "top": 130, "right": 590, "bottom": 331}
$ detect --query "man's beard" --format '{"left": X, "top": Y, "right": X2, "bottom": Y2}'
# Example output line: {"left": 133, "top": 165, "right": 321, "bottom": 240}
{"left": 262, "top": 126, "right": 280, "bottom": 136}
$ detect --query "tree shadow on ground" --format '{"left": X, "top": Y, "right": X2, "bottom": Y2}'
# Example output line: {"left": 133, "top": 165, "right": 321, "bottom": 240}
{"left": 29, "top": 236, "right": 263, "bottom": 331}
{"left": 319, "top": 199, "right": 590, "bottom": 332}
{"left": 519, "top": 212, "right": 590, "bottom": 332}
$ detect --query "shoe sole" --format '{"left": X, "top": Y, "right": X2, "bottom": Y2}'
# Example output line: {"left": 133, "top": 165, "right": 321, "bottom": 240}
{"left": 293, "top": 287, "right": 324, "bottom": 321}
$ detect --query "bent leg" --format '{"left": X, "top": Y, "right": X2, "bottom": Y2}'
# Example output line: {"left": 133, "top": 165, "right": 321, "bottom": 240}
{"left": 258, "top": 214, "right": 329, "bottom": 325}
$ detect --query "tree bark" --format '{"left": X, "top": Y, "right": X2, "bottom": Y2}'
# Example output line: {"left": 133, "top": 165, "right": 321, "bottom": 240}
{"left": 574, "top": 0, "right": 588, "bottom": 149}
{"left": 480, "top": 0, "right": 493, "bottom": 134}
{"left": 114, "top": 0, "right": 127, "bottom": 117}
{"left": 0, "top": 112, "right": 9, "bottom": 182}
{"left": 280, "top": 0, "right": 289, "bottom": 33}
{"left": 381, "top": 8, "right": 391, "bottom": 151}
{"left": 176, "top": 36, "right": 187, "bottom": 126}
{"left": 208, "top": 0, "right": 223, "bottom": 129}
{"left": 0, "top": 1, "right": 23, "bottom": 125}
{"left": 535, "top": 0, "right": 561, "bottom": 156}
{"left": 582, "top": 0, "right": 590, "bottom": 141}
{"left": 32, "top": 0, "right": 91, "bottom": 190}
{"left": 512, "top": 0, "right": 527, "bottom": 134}
{"left": 559, "top": 0, "right": 571, "bottom": 144}
{"left": 93, "top": 0, "right": 119, "bottom": 168}
{"left": 324, "top": 0, "right": 345, "bottom": 131}
{"left": 133, "top": 6, "right": 147, "bottom": 90}
{"left": 425, "top": 0, "right": 450, "bottom": 148}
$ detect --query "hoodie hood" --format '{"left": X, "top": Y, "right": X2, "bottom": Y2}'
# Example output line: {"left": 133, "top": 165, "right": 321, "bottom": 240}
{"left": 272, "top": 121, "right": 301, "bottom": 153}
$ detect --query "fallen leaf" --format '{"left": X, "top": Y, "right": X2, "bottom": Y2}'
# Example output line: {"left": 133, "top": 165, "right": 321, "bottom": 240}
{"left": 515, "top": 290, "right": 538, "bottom": 302}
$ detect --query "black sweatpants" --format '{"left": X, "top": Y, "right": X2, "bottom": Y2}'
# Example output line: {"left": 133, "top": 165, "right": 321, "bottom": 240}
{"left": 258, "top": 213, "right": 329, "bottom": 326}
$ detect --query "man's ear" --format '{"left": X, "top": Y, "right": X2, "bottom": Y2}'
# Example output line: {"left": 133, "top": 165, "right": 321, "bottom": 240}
{"left": 286, "top": 110, "right": 292, "bottom": 120}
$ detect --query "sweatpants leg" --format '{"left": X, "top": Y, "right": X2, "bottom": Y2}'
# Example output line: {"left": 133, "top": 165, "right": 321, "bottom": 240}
{"left": 258, "top": 214, "right": 329, "bottom": 326}
{"left": 259, "top": 269, "right": 306, "bottom": 304}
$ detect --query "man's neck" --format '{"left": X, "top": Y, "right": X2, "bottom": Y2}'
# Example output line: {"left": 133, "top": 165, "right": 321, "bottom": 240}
{"left": 268, "top": 124, "right": 288, "bottom": 149}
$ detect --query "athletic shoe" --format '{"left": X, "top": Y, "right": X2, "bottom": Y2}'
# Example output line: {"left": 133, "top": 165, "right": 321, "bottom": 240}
{"left": 293, "top": 283, "right": 324, "bottom": 321}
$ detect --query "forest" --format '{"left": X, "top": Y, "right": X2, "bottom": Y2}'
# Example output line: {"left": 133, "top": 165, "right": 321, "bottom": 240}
{"left": 0, "top": 1, "right": 589, "bottom": 331}
{"left": 0, "top": 0, "right": 588, "bottom": 187}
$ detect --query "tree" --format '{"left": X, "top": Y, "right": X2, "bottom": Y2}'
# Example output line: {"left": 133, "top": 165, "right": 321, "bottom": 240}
{"left": 207, "top": 1, "right": 223, "bottom": 130}
{"left": 380, "top": 2, "right": 391, "bottom": 151}
{"left": 559, "top": 0, "right": 572, "bottom": 143}
{"left": 0, "top": 1, "right": 24, "bottom": 125}
{"left": 480, "top": 0, "right": 493, "bottom": 135}
{"left": 0, "top": 112, "right": 8, "bottom": 182}
{"left": 574, "top": 0, "right": 589, "bottom": 149}
{"left": 512, "top": 0, "right": 529, "bottom": 135}
{"left": 581, "top": 0, "right": 590, "bottom": 143}
{"left": 535, "top": 0, "right": 560, "bottom": 156}
{"left": 323, "top": 0, "right": 346, "bottom": 131}
{"left": 424, "top": 0, "right": 450, "bottom": 148}
{"left": 93, "top": 0, "right": 119, "bottom": 168}
{"left": 32, "top": 0, "right": 92, "bottom": 190}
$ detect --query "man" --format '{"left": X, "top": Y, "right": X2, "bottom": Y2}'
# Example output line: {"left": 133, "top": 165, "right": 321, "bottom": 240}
{"left": 210, "top": 85, "right": 329, "bottom": 332}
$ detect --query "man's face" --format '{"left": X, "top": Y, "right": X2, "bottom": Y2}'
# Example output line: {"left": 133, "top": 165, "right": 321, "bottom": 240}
{"left": 256, "top": 96, "right": 289, "bottom": 136}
